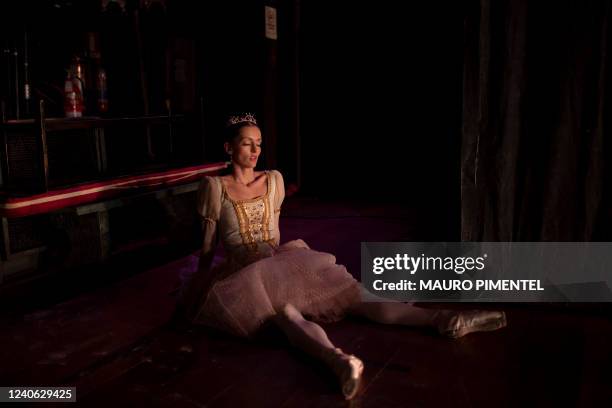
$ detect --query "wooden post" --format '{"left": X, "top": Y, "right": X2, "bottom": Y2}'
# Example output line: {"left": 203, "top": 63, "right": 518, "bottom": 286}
{"left": 0, "top": 100, "right": 8, "bottom": 188}
{"left": 94, "top": 126, "right": 107, "bottom": 175}
{"left": 37, "top": 99, "right": 49, "bottom": 192}
{"left": 166, "top": 98, "right": 174, "bottom": 158}
{"left": 263, "top": 2, "right": 278, "bottom": 170}
{"left": 292, "top": 0, "right": 301, "bottom": 188}
{"left": 97, "top": 210, "right": 110, "bottom": 261}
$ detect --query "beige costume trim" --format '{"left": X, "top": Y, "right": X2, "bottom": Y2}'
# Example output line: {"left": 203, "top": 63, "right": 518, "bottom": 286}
{"left": 221, "top": 171, "right": 273, "bottom": 256}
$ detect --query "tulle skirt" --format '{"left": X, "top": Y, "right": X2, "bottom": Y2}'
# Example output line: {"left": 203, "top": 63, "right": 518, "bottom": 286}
{"left": 189, "top": 239, "right": 361, "bottom": 337}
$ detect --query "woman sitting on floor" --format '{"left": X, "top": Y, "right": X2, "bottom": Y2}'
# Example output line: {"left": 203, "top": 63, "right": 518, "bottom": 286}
{"left": 176, "top": 113, "right": 507, "bottom": 400}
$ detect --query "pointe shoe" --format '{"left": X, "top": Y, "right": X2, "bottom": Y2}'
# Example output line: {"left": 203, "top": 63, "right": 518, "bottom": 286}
{"left": 433, "top": 309, "right": 507, "bottom": 339}
{"left": 323, "top": 347, "right": 364, "bottom": 400}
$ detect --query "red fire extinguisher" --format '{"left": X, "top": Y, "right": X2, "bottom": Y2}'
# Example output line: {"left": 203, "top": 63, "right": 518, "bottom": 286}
{"left": 64, "top": 71, "right": 84, "bottom": 118}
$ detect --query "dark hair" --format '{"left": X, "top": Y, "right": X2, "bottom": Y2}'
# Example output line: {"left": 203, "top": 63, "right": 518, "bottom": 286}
{"left": 220, "top": 118, "right": 260, "bottom": 176}
{"left": 224, "top": 121, "right": 259, "bottom": 144}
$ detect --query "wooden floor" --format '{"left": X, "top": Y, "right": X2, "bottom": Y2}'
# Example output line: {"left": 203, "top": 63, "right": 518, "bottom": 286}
{"left": 1, "top": 198, "right": 611, "bottom": 407}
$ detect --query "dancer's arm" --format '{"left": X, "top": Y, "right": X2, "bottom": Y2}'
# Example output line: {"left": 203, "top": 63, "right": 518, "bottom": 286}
{"left": 198, "top": 220, "right": 218, "bottom": 275}
{"left": 174, "top": 220, "right": 218, "bottom": 319}
{"left": 195, "top": 175, "right": 221, "bottom": 275}
{"left": 273, "top": 170, "right": 285, "bottom": 244}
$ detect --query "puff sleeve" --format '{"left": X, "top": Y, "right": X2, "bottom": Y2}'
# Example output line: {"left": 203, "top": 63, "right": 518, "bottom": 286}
{"left": 271, "top": 170, "right": 285, "bottom": 246}
{"left": 197, "top": 176, "right": 222, "bottom": 225}
{"left": 272, "top": 170, "right": 285, "bottom": 215}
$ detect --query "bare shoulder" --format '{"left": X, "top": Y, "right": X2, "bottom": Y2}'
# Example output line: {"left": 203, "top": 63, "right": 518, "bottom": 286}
{"left": 221, "top": 172, "right": 266, "bottom": 179}
{"left": 253, "top": 170, "right": 270, "bottom": 183}
{"left": 219, "top": 172, "right": 267, "bottom": 187}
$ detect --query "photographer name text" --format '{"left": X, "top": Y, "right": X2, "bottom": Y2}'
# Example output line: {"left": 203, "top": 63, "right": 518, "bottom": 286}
{"left": 372, "top": 279, "right": 544, "bottom": 291}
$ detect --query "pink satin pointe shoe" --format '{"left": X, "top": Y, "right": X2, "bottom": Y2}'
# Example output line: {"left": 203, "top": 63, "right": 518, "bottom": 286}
{"left": 323, "top": 347, "right": 364, "bottom": 400}
{"left": 433, "top": 309, "right": 507, "bottom": 339}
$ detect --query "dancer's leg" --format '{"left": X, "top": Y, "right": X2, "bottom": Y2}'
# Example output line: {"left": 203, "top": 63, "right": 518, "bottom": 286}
{"left": 348, "top": 284, "right": 507, "bottom": 338}
{"left": 272, "top": 304, "right": 363, "bottom": 399}
{"left": 348, "top": 300, "right": 436, "bottom": 326}
{"left": 271, "top": 303, "right": 335, "bottom": 357}
{"left": 347, "top": 284, "right": 436, "bottom": 326}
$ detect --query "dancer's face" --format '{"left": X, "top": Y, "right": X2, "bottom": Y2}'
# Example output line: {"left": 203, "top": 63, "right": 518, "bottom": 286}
{"left": 226, "top": 125, "right": 262, "bottom": 169}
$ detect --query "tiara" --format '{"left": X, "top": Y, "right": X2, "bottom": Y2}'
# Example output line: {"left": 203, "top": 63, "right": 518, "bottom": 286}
{"left": 226, "top": 113, "right": 257, "bottom": 127}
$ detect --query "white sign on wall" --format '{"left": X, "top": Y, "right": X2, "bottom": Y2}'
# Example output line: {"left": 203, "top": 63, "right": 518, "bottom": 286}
{"left": 265, "top": 6, "right": 278, "bottom": 40}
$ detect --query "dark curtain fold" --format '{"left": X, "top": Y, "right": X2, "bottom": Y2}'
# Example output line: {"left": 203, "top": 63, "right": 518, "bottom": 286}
{"left": 462, "top": 0, "right": 610, "bottom": 241}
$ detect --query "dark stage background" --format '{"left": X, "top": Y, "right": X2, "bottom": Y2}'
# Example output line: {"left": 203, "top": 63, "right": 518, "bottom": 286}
{"left": 1, "top": 0, "right": 611, "bottom": 263}
{"left": 299, "top": 1, "right": 463, "bottom": 211}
